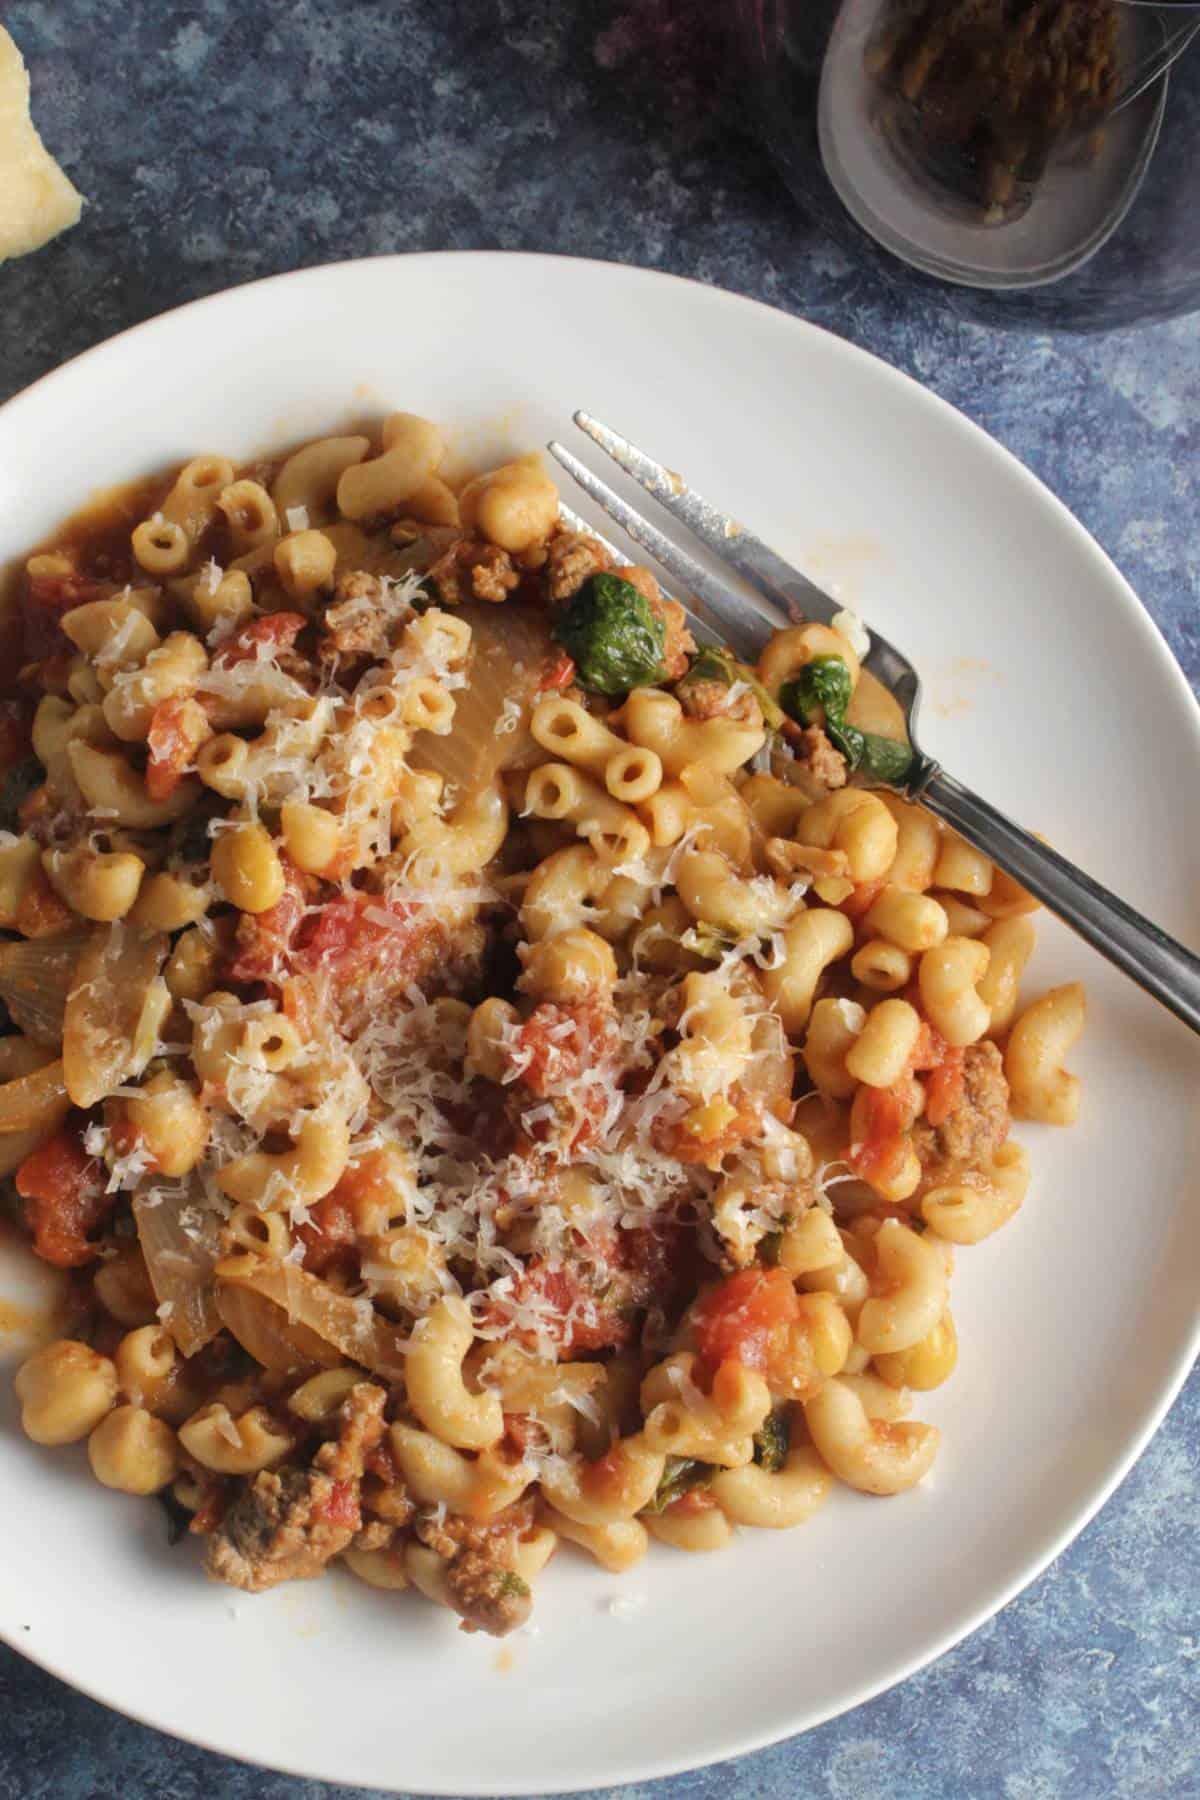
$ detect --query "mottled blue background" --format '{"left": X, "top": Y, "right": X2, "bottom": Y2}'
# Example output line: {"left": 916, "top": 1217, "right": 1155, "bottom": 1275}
{"left": 1, "top": 3, "right": 1197, "bottom": 1797}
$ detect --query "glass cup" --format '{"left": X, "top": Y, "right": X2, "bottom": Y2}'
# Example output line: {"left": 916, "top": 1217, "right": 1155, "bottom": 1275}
{"left": 738, "top": 0, "right": 1200, "bottom": 327}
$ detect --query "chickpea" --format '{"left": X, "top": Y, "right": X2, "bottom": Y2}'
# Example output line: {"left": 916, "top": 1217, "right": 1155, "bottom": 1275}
{"left": 210, "top": 821, "right": 285, "bottom": 913}
{"left": 459, "top": 454, "right": 559, "bottom": 554}
{"left": 15, "top": 1340, "right": 118, "bottom": 1445}
{"left": 88, "top": 1405, "right": 179, "bottom": 1493}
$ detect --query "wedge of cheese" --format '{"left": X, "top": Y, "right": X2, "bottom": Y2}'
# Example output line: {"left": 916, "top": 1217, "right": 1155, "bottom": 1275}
{"left": 0, "top": 26, "right": 83, "bottom": 264}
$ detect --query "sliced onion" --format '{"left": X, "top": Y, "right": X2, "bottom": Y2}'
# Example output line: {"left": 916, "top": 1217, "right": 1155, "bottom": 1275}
{"left": 215, "top": 1283, "right": 344, "bottom": 1374}
{"left": 133, "top": 1175, "right": 223, "bottom": 1357}
{"left": 63, "top": 924, "right": 169, "bottom": 1108}
{"left": 0, "top": 1058, "right": 69, "bottom": 1134}
{"left": 410, "top": 602, "right": 552, "bottom": 792}
{"left": 216, "top": 1256, "right": 410, "bottom": 1382}
{"left": 0, "top": 931, "right": 87, "bottom": 1048}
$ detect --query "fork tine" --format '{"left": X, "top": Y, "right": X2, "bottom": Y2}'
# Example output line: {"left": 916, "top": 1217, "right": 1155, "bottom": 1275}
{"left": 573, "top": 411, "right": 840, "bottom": 629}
{"left": 547, "top": 441, "right": 784, "bottom": 664}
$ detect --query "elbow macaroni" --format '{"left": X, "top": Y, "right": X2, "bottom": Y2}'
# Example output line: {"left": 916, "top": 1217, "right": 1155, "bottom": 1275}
{"left": 3, "top": 414, "right": 1085, "bottom": 1636}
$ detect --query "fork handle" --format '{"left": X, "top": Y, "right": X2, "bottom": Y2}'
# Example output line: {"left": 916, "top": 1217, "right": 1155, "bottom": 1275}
{"left": 919, "top": 766, "right": 1200, "bottom": 1036}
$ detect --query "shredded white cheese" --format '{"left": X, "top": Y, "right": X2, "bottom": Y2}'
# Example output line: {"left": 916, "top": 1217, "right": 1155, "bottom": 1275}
{"left": 832, "top": 607, "right": 870, "bottom": 660}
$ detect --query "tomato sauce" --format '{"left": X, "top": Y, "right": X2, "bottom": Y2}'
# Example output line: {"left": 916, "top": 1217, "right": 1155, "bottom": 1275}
{"left": 145, "top": 694, "right": 197, "bottom": 800}
{"left": 213, "top": 611, "right": 308, "bottom": 668}
{"left": 691, "top": 1266, "right": 801, "bottom": 1389}
{"left": 297, "top": 1190, "right": 360, "bottom": 1281}
{"left": 16, "top": 1130, "right": 113, "bottom": 1268}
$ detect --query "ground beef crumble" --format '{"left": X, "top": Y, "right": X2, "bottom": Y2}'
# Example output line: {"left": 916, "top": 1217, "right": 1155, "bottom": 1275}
{"left": 790, "top": 724, "right": 848, "bottom": 798}
{"left": 413, "top": 1499, "right": 538, "bottom": 1636}
{"left": 913, "top": 1041, "right": 1010, "bottom": 1182}
{"left": 319, "top": 571, "right": 395, "bottom": 663}
{"left": 541, "top": 526, "right": 613, "bottom": 602}
{"left": 203, "top": 1383, "right": 385, "bottom": 1593}
{"left": 427, "top": 539, "right": 519, "bottom": 605}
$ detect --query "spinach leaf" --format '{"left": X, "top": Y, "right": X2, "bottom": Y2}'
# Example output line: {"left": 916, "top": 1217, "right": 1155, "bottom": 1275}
{"left": 857, "top": 731, "right": 915, "bottom": 785}
{"left": 679, "top": 647, "right": 786, "bottom": 733}
{"left": 646, "top": 1455, "right": 714, "bottom": 1513}
{"left": 753, "top": 1409, "right": 791, "bottom": 1474}
{"left": 779, "top": 654, "right": 913, "bottom": 785}
{"left": 0, "top": 755, "right": 44, "bottom": 836}
{"left": 778, "top": 655, "right": 854, "bottom": 731}
{"left": 554, "top": 573, "right": 667, "bottom": 696}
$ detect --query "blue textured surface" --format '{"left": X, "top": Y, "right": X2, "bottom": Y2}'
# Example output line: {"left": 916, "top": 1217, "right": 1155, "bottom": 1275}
{"left": 0, "top": 4, "right": 1197, "bottom": 1797}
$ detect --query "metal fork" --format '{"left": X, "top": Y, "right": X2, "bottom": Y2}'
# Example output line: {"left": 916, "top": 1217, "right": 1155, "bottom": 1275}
{"left": 548, "top": 412, "right": 1200, "bottom": 1037}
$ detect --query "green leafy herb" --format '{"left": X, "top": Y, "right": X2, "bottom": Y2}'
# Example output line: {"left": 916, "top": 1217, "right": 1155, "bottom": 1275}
{"left": 753, "top": 1409, "right": 791, "bottom": 1474}
{"left": 680, "top": 647, "right": 786, "bottom": 733}
{"left": 856, "top": 731, "right": 915, "bottom": 784}
{"left": 498, "top": 1570, "right": 531, "bottom": 1599}
{"left": 647, "top": 1455, "right": 714, "bottom": 1513}
{"left": 0, "top": 755, "right": 43, "bottom": 836}
{"left": 779, "top": 654, "right": 913, "bottom": 785}
{"left": 778, "top": 655, "right": 854, "bottom": 732}
{"left": 554, "top": 573, "right": 667, "bottom": 695}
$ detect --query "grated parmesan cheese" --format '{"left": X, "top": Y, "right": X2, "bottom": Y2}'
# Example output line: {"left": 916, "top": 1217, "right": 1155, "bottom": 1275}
{"left": 833, "top": 998, "right": 867, "bottom": 1033}
{"left": 832, "top": 607, "right": 870, "bottom": 660}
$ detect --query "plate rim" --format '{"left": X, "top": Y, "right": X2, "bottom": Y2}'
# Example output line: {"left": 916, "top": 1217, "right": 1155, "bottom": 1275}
{"left": 1, "top": 249, "right": 1197, "bottom": 1794}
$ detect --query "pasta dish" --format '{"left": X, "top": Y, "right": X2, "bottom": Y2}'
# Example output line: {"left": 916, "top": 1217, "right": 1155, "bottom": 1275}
{"left": 3, "top": 415, "right": 1085, "bottom": 1635}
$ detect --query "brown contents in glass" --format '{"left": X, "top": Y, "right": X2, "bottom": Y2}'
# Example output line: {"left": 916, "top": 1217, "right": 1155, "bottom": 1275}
{"left": 866, "top": 0, "right": 1122, "bottom": 219}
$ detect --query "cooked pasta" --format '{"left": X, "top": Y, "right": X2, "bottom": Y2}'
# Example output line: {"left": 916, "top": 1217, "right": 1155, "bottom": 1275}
{"left": 2, "top": 411, "right": 1081, "bottom": 1638}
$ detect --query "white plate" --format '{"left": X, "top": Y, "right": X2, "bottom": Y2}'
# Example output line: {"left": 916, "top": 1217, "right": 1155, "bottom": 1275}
{"left": 0, "top": 254, "right": 1196, "bottom": 1796}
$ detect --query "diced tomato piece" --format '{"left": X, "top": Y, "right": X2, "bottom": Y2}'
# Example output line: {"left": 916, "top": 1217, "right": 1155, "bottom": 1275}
{"left": 313, "top": 1479, "right": 360, "bottom": 1531}
{"left": 224, "top": 858, "right": 309, "bottom": 984}
{"left": 925, "top": 1046, "right": 966, "bottom": 1128}
{"left": 481, "top": 1256, "right": 630, "bottom": 1356}
{"left": 691, "top": 1266, "right": 801, "bottom": 1389}
{"left": 145, "top": 694, "right": 200, "bottom": 801}
{"left": 501, "top": 1412, "right": 545, "bottom": 1459}
{"left": 848, "top": 1086, "right": 909, "bottom": 1185}
{"left": 535, "top": 648, "right": 576, "bottom": 692}
{"left": 293, "top": 893, "right": 432, "bottom": 982}
{"left": 297, "top": 1189, "right": 359, "bottom": 1280}
{"left": 213, "top": 611, "right": 308, "bottom": 668}
{"left": 16, "top": 1130, "right": 112, "bottom": 1268}
{"left": 510, "top": 1002, "right": 616, "bottom": 1099}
